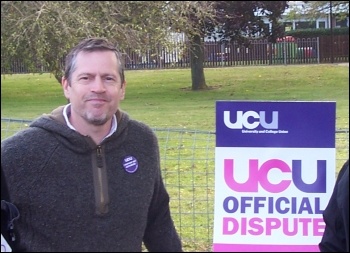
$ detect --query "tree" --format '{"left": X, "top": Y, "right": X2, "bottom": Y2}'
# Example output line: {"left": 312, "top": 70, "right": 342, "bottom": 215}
{"left": 1, "top": 1, "right": 216, "bottom": 84}
{"left": 169, "top": 1, "right": 218, "bottom": 90}
{"left": 130, "top": 1, "right": 288, "bottom": 91}
{"left": 1, "top": 1, "right": 288, "bottom": 91}
{"left": 181, "top": 1, "right": 289, "bottom": 90}
{"left": 287, "top": 1, "right": 349, "bottom": 21}
{"left": 1, "top": 1, "right": 173, "bottom": 82}
{"left": 213, "top": 2, "right": 288, "bottom": 43}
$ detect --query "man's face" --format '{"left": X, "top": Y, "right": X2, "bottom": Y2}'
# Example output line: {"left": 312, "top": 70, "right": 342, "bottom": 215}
{"left": 62, "top": 50, "right": 126, "bottom": 126}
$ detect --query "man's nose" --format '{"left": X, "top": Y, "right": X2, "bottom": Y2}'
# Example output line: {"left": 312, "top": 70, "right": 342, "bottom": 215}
{"left": 91, "top": 77, "right": 106, "bottom": 92}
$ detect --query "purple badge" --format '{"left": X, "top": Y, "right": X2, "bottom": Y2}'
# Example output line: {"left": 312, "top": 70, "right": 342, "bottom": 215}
{"left": 122, "top": 155, "right": 138, "bottom": 173}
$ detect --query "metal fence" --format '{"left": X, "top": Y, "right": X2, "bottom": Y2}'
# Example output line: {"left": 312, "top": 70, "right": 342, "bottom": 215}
{"left": 1, "top": 35, "right": 348, "bottom": 74}
{"left": 108, "top": 35, "right": 349, "bottom": 69}
{"left": 1, "top": 118, "right": 349, "bottom": 251}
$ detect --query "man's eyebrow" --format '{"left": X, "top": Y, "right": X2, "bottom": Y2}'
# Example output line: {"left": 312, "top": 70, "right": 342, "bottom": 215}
{"left": 101, "top": 73, "right": 118, "bottom": 78}
{"left": 76, "top": 73, "right": 118, "bottom": 78}
{"left": 77, "top": 72, "right": 92, "bottom": 77}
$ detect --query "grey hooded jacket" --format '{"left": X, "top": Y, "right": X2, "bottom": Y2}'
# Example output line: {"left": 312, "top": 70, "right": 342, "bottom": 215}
{"left": 1, "top": 106, "right": 182, "bottom": 252}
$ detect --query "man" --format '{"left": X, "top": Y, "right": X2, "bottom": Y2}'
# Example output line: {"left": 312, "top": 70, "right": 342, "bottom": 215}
{"left": 319, "top": 159, "right": 349, "bottom": 252}
{"left": 1, "top": 38, "right": 182, "bottom": 252}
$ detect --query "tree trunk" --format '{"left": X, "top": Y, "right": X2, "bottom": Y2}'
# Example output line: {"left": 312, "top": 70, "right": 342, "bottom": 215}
{"left": 190, "top": 34, "right": 208, "bottom": 90}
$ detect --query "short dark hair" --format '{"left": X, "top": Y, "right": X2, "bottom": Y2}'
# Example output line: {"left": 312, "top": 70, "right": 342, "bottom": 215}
{"left": 64, "top": 38, "right": 125, "bottom": 85}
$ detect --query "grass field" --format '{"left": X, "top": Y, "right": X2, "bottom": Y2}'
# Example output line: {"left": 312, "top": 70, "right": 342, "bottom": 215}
{"left": 1, "top": 64, "right": 349, "bottom": 130}
{"left": 1, "top": 64, "right": 349, "bottom": 251}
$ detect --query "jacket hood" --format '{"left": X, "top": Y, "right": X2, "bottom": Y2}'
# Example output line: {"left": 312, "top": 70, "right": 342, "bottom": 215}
{"left": 29, "top": 105, "right": 130, "bottom": 153}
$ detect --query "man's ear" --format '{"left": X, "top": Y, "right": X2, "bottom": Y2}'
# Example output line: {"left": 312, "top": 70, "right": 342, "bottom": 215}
{"left": 62, "top": 77, "right": 70, "bottom": 100}
{"left": 120, "top": 81, "right": 127, "bottom": 100}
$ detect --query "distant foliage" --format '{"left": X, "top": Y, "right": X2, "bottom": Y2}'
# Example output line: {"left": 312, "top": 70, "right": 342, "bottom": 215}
{"left": 286, "top": 27, "right": 349, "bottom": 37}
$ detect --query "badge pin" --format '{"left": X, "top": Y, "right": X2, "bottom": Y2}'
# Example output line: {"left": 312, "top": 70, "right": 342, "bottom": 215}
{"left": 122, "top": 155, "right": 138, "bottom": 173}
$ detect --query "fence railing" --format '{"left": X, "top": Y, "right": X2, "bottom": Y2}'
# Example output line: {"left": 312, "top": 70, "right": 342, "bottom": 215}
{"left": 1, "top": 35, "right": 348, "bottom": 75}
{"left": 1, "top": 118, "right": 349, "bottom": 251}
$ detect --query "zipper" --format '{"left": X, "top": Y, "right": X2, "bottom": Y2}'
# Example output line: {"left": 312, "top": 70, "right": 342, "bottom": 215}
{"left": 94, "top": 145, "right": 109, "bottom": 215}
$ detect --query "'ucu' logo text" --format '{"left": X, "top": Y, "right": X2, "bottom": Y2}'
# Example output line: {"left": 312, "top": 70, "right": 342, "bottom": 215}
{"left": 124, "top": 157, "right": 133, "bottom": 162}
{"left": 224, "top": 111, "right": 278, "bottom": 129}
{"left": 224, "top": 159, "right": 326, "bottom": 193}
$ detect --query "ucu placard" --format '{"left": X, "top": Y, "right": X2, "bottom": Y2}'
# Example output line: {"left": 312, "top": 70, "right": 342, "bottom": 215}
{"left": 213, "top": 101, "right": 336, "bottom": 252}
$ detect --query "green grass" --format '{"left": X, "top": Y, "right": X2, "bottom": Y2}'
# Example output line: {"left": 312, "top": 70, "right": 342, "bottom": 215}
{"left": 1, "top": 64, "right": 348, "bottom": 130}
{"left": 1, "top": 64, "right": 349, "bottom": 252}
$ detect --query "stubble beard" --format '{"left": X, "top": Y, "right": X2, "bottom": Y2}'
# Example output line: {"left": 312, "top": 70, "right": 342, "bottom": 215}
{"left": 84, "top": 111, "right": 110, "bottom": 126}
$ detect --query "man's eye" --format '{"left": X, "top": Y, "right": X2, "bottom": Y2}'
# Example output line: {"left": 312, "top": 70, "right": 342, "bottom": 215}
{"left": 80, "top": 76, "right": 89, "bottom": 80}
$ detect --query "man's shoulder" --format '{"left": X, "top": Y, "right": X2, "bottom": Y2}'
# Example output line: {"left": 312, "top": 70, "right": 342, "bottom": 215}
{"left": 2, "top": 125, "right": 44, "bottom": 143}
{"left": 128, "top": 118, "right": 155, "bottom": 135}
{"left": 337, "top": 159, "right": 349, "bottom": 182}
{"left": 1, "top": 124, "right": 54, "bottom": 155}
{"left": 336, "top": 159, "right": 349, "bottom": 194}
{"left": 335, "top": 159, "right": 349, "bottom": 212}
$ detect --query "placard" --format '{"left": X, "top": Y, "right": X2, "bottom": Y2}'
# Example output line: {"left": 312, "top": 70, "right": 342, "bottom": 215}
{"left": 213, "top": 101, "right": 336, "bottom": 252}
